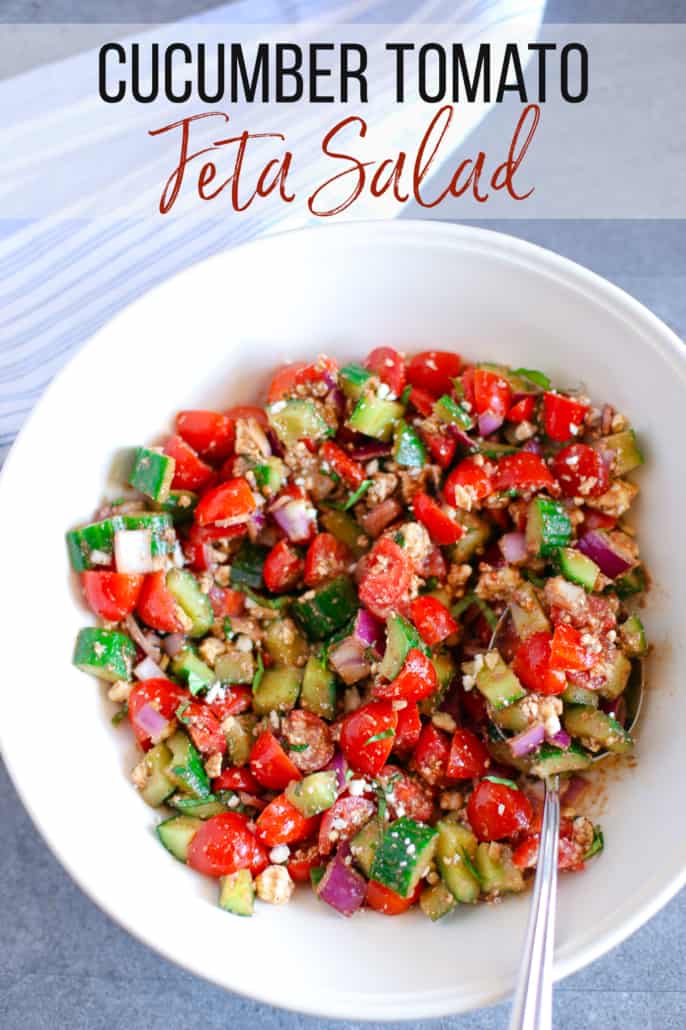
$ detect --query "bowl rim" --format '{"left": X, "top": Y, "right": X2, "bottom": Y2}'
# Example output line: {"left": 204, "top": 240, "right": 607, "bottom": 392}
{"left": 2, "top": 218, "right": 685, "bottom": 1020}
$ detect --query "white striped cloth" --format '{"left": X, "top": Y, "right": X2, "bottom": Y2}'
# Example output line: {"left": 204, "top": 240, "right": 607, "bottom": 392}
{"left": 0, "top": 0, "right": 543, "bottom": 463}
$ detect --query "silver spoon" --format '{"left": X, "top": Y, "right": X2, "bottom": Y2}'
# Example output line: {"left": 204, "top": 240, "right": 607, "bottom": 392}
{"left": 485, "top": 608, "right": 645, "bottom": 1030}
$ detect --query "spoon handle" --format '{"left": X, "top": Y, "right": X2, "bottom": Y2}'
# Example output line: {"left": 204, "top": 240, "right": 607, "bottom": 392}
{"left": 508, "top": 776, "right": 560, "bottom": 1030}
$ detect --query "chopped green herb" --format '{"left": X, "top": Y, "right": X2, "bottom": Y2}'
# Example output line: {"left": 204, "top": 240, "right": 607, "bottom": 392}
{"left": 400, "top": 385, "right": 412, "bottom": 405}
{"left": 287, "top": 742, "right": 309, "bottom": 753}
{"left": 584, "top": 825, "right": 604, "bottom": 861}
{"left": 253, "top": 465, "right": 270, "bottom": 488}
{"left": 343, "top": 479, "right": 373, "bottom": 510}
{"left": 522, "top": 569, "right": 546, "bottom": 589}
{"left": 451, "top": 593, "right": 498, "bottom": 629}
{"left": 365, "top": 728, "right": 395, "bottom": 746}
{"left": 310, "top": 866, "right": 326, "bottom": 888}
{"left": 252, "top": 651, "right": 264, "bottom": 693}
{"left": 393, "top": 532, "right": 405, "bottom": 546}
{"left": 483, "top": 775, "right": 520, "bottom": 791}
{"left": 111, "top": 703, "right": 129, "bottom": 726}
{"left": 223, "top": 617, "right": 233, "bottom": 639}
{"left": 421, "top": 576, "right": 439, "bottom": 592}
{"left": 513, "top": 367, "right": 550, "bottom": 390}
{"left": 175, "top": 700, "right": 191, "bottom": 725}
{"left": 451, "top": 378, "right": 465, "bottom": 401}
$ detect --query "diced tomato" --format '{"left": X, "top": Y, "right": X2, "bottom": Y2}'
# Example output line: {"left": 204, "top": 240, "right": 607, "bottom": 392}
{"left": 176, "top": 410, "right": 235, "bottom": 460}
{"left": 407, "top": 386, "right": 436, "bottom": 417}
{"left": 542, "top": 392, "right": 589, "bottom": 443}
{"left": 208, "top": 585, "right": 245, "bottom": 618}
{"left": 512, "top": 631, "right": 567, "bottom": 696}
{"left": 255, "top": 793, "right": 319, "bottom": 847}
{"left": 421, "top": 428, "right": 457, "bottom": 469}
{"left": 460, "top": 682, "right": 489, "bottom": 726}
{"left": 467, "top": 780, "right": 532, "bottom": 842}
{"left": 136, "top": 570, "right": 185, "bottom": 634}
{"left": 128, "top": 678, "right": 186, "bottom": 747}
{"left": 374, "top": 649, "right": 438, "bottom": 703}
{"left": 183, "top": 522, "right": 246, "bottom": 572}
{"left": 339, "top": 700, "right": 398, "bottom": 777}
{"left": 164, "top": 434, "right": 215, "bottom": 491}
{"left": 410, "top": 723, "right": 451, "bottom": 786}
{"left": 263, "top": 539, "right": 303, "bottom": 593}
{"left": 580, "top": 507, "right": 616, "bottom": 533}
{"left": 473, "top": 368, "right": 512, "bottom": 418}
{"left": 460, "top": 366, "right": 476, "bottom": 406}
{"left": 493, "top": 452, "right": 555, "bottom": 493}
{"left": 318, "top": 795, "right": 376, "bottom": 855}
{"left": 303, "top": 532, "right": 349, "bottom": 587}
{"left": 249, "top": 731, "right": 302, "bottom": 791}
{"left": 207, "top": 685, "right": 252, "bottom": 721}
{"left": 551, "top": 443, "right": 610, "bottom": 499}
{"left": 507, "top": 395, "right": 536, "bottom": 423}
{"left": 444, "top": 455, "right": 494, "bottom": 506}
{"left": 287, "top": 842, "right": 321, "bottom": 883}
{"left": 417, "top": 546, "right": 447, "bottom": 582}
{"left": 358, "top": 538, "right": 412, "bottom": 620}
{"left": 187, "top": 812, "right": 267, "bottom": 878}
{"left": 549, "top": 623, "right": 595, "bottom": 672}
{"left": 213, "top": 766, "right": 261, "bottom": 794}
{"left": 446, "top": 729, "right": 490, "bottom": 780}
{"left": 513, "top": 832, "right": 585, "bottom": 872}
{"left": 392, "top": 703, "right": 422, "bottom": 755}
{"left": 320, "top": 440, "right": 365, "bottom": 489}
{"left": 267, "top": 356, "right": 338, "bottom": 403}
{"left": 412, "top": 492, "right": 463, "bottom": 545}
{"left": 366, "top": 879, "right": 420, "bottom": 915}
{"left": 410, "top": 595, "right": 458, "bottom": 646}
{"left": 224, "top": 404, "right": 269, "bottom": 427}
{"left": 364, "top": 346, "right": 406, "bottom": 396}
{"left": 379, "top": 766, "right": 434, "bottom": 822}
{"left": 195, "top": 477, "right": 255, "bottom": 527}
{"left": 81, "top": 571, "right": 143, "bottom": 621}
{"left": 406, "top": 350, "right": 462, "bottom": 398}
{"left": 184, "top": 703, "right": 226, "bottom": 756}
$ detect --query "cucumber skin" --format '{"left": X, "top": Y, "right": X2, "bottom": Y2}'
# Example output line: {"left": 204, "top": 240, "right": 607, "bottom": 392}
{"left": 128, "top": 447, "right": 175, "bottom": 503}
{"left": 156, "top": 815, "right": 202, "bottom": 862}
{"left": 171, "top": 649, "right": 215, "bottom": 694}
{"left": 268, "top": 399, "right": 331, "bottom": 447}
{"left": 230, "top": 540, "right": 268, "bottom": 591}
{"left": 530, "top": 743, "right": 592, "bottom": 777}
{"left": 140, "top": 743, "right": 175, "bottom": 807}
{"left": 166, "top": 731, "right": 211, "bottom": 799}
{"left": 379, "top": 613, "right": 425, "bottom": 681}
{"left": 291, "top": 576, "right": 358, "bottom": 641}
{"left": 562, "top": 705, "right": 633, "bottom": 754}
{"left": 67, "top": 513, "right": 173, "bottom": 571}
{"left": 558, "top": 547, "right": 600, "bottom": 591}
{"left": 369, "top": 817, "right": 438, "bottom": 898}
{"left": 73, "top": 627, "right": 137, "bottom": 682}
{"left": 526, "top": 498, "right": 572, "bottom": 558}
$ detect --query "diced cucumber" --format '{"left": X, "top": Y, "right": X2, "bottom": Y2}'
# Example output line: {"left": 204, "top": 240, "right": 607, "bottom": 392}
{"left": 347, "top": 394, "right": 404, "bottom": 442}
{"left": 475, "top": 843, "right": 525, "bottom": 894}
{"left": 475, "top": 652, "right": 526, "bottom": 710}
{"left": 171, "top": 648, "right": 215, "bottom": 695}
{"left": 598, "top": 650, "right": 632, "bottom": 701}
{"left": 448, "top": 510, "right": 491, "bottom": 564}
{"left": 285, "top": 771, "right": 338, "bottom": 817}
{"left": 301, "top": 654, "right": 337, "bottom": 719}
{"left": 66, "top": 512, "right": 173, "bottom": 571}
{"left": 139, "top": 743, "right": 175, "bottom": 807}
{"left": 487, "top": 738, "right": 533, "bottom": 775}
{"left": 526, "top": 498, "right": 572, "bottom": 558}
{"left": 419, "top": 651, "right": 456, "bottom": 716}
{"left": 491, "top": 698, "right": 531, "bottom": 733}
{"left": 253, "top": 457, "right": 285, "bottom": 497}
{"left": 529, "top": 742, "right": 592, "bottom": 777}
{"left": 420, "top": 880, "right": 457, "bottom": 921}
{"left": 268, "top": 399, "right": 331, "bottom": 447}
{"left": 558, "top": 547, "right": 600, "bottom": 592}
{"left": 393, "top": 423, "right": 427, "bottom": 467}
{"left": 166, "top": 730, "right": 211, "bottom": 798}
{"left": 252, "top": 667, "right": 301, "bottom": 715}
{"left": 292, "top": 576, "right": 358, "bottom": 641}
{"left": 166, "top": 569, "right": 213, "bottom": 639}
{"left": 562, "top": 705, "right": 633, "bottom": 754}
{"left": 156, "top": 815, "right": 202, "bottom": 862}
{"left": 613, "top": 565, "right": 646, "bottom": 598}
{"left": 369, "top": 817, "right": 438, "bottom": 898}
{"left": 219, "top": 869, "right": 254, "bottom": 916}
{"left": 215, "top": 649, "right": 254, "bottom": 685}
{"left": 435, "top": 819, "right": 480, "bottom": 904}
{"left": 73, "top": 627, "right": 137, "bottom": 683}
{"left": 600, "top": 429, "right": 644, "bottom": 476}
{"left": 510, "top": 582, "right": 550, "bottom": 639}
{"left": 561, "top": 683, "right": 599, "bottom": 707}
{"left": 264, "top": 619, "right": 308, "bottom": 667}
{"left": 620, "top": 615, "right": 647, "bottom": 657}
{"left": 161, "top": 490, "right": 198, "bottom": 524}
{"left": 433, "top": 394, "right": 473, "bottom": 431}
{"left": 339, "top": 363, "right": 372, "bottom": 400}
{"left": 170, "top": 794, "right": 227, "bottom": 818}
{"left": 230, "top": 541, "right": 268, "bottom": 592}
{"left": 223, "top": 714, "right": 257, "bottom": 766}
{"left": 510, "top": 367, "right": 550, "bottom": 391}
{"left": 379, "top": 613, "right": 425, "bottom": 681}
{"left": 349, "top": 819, "right": 381, "bottom": 877}
{"left": 320, "top": 509, "right": 368, "bottom": 558}
{"left": 128, "top": 446, "right": 175, "bottom": 503}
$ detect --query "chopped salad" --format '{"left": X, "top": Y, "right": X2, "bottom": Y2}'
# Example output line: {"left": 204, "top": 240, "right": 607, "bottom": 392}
{"left": 69, "top": 349, "right": 646, "bottom": 919}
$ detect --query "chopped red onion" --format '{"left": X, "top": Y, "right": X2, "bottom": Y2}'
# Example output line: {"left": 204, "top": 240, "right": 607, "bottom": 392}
{"left": 134, "top": 656, "right": 165, "bottom": 681}
{"left": 325, "top": 751, "right": 349, "bottom": 792}
{"left": 353, "top": 609, "right": 384, "bottom": 655}
{"left": 125, "top": 614, "right": 161, "bottom": 662}
{"left": 132, "top": 702, "right": 169, "bottom": 740}
{"left": 577, "top": 531, "right": 633, "bottom": 579}
{"left": 360, "top": 498, "right": 402, "bottom": 538}
{"left": 547, "top": 728, "right": 571, "bottom": 749}
{"left": 508, "top": 722, "right": 545, "bottom": 758}
{"left": 348, "top": 440, "right": 393, "bottom": 460}
{"left": 328, "top": 636, "right": 371, "bottom": 685}
{"left": 247, "top": 508, "right": 266, "bottom": 542}
{"left": 522, "top": 437, "right": 543, "bottom": 455}
{"left": 266, "top": 429, "right": 285, "bottom": 458}
{"left": 270, "top": 497, "right": 316, "bottom": 544}
{"left": 328, "top": 387, "right": 346, "bottom": 418}
{"left": 162, "top": 632, "right": 186, "bottom": 657}
{"left": 478, "top": 412, "right": 504, "bottom": 437}
{"left": 499, "top": 531, "right": 527, "bottom": 564}
{"left": 317, "top": 851, "right": 367, "bottom": 916}
{"left": 448, "top": 426, "right": 477, "bottom": 452}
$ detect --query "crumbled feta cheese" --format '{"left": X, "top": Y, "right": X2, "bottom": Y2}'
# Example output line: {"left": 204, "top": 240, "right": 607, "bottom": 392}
{"left": 269, "top": 845, "right": 291, "bottom": 864}
{"left": 235, "top": 634, "right": 253, "bottom": 653}
{"left": 348, "top": 779, "right": 367, "bottom": 797}
{"left": 270, "top": 400, "right": 287, "bottom": 413}
{"left": 205, "top": 682, "right": 226, "bottom": 705}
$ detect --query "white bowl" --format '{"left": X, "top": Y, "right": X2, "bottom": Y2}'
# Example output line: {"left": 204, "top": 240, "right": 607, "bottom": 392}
{"left": 1, "top": 222, "right": 685, "bottom": 1021}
